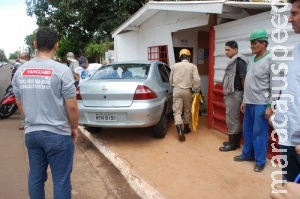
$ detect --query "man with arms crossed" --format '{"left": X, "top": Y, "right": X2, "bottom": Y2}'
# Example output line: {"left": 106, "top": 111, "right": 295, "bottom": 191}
{"left": 12, "top": 27, "right": 78, "bottom": 199}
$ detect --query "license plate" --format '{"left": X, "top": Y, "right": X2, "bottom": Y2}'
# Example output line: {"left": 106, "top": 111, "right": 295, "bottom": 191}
{"left": 95, "top": 113, "right": 117, "bottom": 121}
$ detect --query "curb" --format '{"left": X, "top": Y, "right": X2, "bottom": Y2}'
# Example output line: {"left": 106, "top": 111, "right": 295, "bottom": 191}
{"left": 79, "top": 126, "right": 165, "bottom": 199}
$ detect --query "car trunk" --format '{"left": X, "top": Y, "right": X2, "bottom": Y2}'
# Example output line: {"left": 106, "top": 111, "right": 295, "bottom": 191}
{"left": 79, "top": 80, "right": 141, "bottom": 107}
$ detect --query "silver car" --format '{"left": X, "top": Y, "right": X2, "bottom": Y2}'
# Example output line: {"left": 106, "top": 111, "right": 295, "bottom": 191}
{"left": 77, "top": 61, "right": 173, "bottom": 138}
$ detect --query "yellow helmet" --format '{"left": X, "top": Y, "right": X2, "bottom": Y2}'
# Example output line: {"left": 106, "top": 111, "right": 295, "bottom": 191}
{"left": 179, "top": 49, "right": 191, "bottom": 57}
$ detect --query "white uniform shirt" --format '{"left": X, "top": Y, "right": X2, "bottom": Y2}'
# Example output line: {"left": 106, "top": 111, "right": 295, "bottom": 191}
{"left": 273, "top": 42, "right": 300, "bottom": 147}
{"left": 75, "top": 63, "right": 101, "bottom": 84}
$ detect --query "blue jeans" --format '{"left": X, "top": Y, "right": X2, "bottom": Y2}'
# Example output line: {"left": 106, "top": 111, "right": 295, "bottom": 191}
{"left": 25, "top": 131, "right": 74, "bottom": 199}
{"left": 242, "top": 104, "right": 269, "bottom": 165}
{"left": 280, "top": 145, "right": 300, "bottom": 182}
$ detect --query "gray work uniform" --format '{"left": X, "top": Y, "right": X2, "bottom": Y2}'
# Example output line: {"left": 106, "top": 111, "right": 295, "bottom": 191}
{"left": 170, "top": 60, "right": 201, "bottom": 125}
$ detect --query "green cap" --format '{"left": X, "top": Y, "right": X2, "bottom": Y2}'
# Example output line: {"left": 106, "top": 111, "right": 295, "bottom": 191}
{"left": 249, "top": 29, "right": 268, "bottom": 41}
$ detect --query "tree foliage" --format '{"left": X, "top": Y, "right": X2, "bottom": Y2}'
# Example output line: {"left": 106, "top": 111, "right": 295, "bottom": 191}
{"left": 85, "top": 42, "right": 114, "bottom": 63}
{"left": 9, "top": 51, "right": 20, "bottom": 60}
{"left": 0, "top": 49, "right": 8, "bottom": 62}
{"left": 24, "top": 30, "right": 37, "bottom": 57}
{"left": 26, "top": 0, "right": 144, "bottom": 58}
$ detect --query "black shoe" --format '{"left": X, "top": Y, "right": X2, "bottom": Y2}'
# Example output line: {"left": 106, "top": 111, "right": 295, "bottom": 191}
{"left": 219, "top": 144, "right": 237, "bottom": 152}
{"left": 234, "top": 155, "right": 255, "bottom": 162}
{"left": 178, "top": 133, "right": 186, "bottom": 141}
{"left": 219, "top": 134, "right": 238, "bottom": 152}
{"left": 254, "top": 164, "right": 265, "bottom": 172}
{"left": 176, "top": 125, "right": 186, "bottom": 142}
{"left": 223, "top": 133, "right": 241, "bottom": 148}
{"left": 183, "top": 124, "right": 191, "bottom": 134}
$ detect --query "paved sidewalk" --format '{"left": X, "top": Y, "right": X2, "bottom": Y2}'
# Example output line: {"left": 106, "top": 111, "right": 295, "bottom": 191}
{"left": 0, "top": 113, "right": 139, "bottom": 199}
{"left": 80, "top": 116, "right": 282, "bottom": 199}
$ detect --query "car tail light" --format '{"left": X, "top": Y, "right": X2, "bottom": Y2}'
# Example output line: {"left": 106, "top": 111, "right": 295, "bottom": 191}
{"left": 76, "top": 86, "right": 82, "bottom": 100}
{"left": 133, "top": 85, "right": 157, "bottom": 100}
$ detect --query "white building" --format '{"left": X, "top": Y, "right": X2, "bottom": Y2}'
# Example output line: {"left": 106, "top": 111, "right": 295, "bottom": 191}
{"left": 112, "top": 0, "right": 296, "bottom": 158}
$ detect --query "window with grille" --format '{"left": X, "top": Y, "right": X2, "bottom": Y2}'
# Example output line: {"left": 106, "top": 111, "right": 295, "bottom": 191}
{"left": 147, "top": 45, "right": 169, "bottom": 65}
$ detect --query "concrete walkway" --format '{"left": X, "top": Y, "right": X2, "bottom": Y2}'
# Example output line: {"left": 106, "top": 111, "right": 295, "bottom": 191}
{"left": 80, "top": 116, "right": 281, "bottom": 199}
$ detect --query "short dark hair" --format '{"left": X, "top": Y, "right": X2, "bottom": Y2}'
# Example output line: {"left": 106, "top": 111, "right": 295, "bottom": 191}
{"left": 36, "top": 27, "right": 59, "bottom": 51}
{"left": 257, "top": 40, "right": 269, "bottom": 48}
{"left": 225, "top": 41, "right": 238, "bottom": 49}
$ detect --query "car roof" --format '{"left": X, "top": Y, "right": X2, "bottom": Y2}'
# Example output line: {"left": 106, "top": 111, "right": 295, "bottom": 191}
{"left": 107, "top": 60, "right": 167, "bottom": 65}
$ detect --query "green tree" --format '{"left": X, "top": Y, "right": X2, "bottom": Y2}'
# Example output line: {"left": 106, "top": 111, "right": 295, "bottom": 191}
{"left": 84, "top": 42, "right": 114, "bottom": 63}
{"left": 25, "top": 0, "right": 144, "bottom": 53}
{"left": 24, "top": 30, "right": 37, "bottom": 57}
{"left": 0, "top": 49, "right": 7, "bottom": 62}
{"left": 9, "top": 51, "right": 19, "bottom": 60}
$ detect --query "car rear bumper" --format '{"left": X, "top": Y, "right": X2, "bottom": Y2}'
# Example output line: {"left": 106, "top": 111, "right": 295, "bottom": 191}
{"left": 77, "top": 101, "right": 164, "bottom": 128}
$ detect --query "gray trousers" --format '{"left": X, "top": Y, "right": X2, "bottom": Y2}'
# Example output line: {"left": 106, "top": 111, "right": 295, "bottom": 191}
{"left": 224, "top": 91, "right": 243, "bottom": 135}
{"left": 173, "top": 87, "right": 192, "bottom": 125}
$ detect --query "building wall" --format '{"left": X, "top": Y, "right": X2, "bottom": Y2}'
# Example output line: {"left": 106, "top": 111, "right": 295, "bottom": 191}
{"left": 214, "top": 7, "right": 295, "bottom": 83}
{"left": 114, "top": 11, "right": 210, "bottom": 65}
{"left": 212, "top": 6, "right": 297, "bottom": 158}
{"left": 172, "top": 28, "right": 210, "bottom": 100}
{"left": 115, "top": 31, "right": 139, "bottom": 62}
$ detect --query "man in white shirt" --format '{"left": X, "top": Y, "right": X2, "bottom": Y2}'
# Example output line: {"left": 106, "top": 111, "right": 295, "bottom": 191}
{"left": 75, "top": 56, "right": 101, "bottom": 84}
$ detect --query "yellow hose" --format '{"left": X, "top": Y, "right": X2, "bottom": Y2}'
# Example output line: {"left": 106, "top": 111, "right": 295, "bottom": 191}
{"left": 191, "top": 93, "right": 200, "bottom": 132}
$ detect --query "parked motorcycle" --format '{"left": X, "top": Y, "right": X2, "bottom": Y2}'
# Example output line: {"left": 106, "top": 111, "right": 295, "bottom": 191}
{"left": 0, "top": 85, "right": 17, "bottom": 119}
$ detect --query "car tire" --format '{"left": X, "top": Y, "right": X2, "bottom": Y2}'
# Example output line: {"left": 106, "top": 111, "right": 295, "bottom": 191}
{"left": 0, "top": 103, "right": 18, "bottom": 119}
{"left": 85, "top": 126, "right": 102, "bottom": 134}
{"left": 152, "top": 106, "right": 167, "bottom": 139}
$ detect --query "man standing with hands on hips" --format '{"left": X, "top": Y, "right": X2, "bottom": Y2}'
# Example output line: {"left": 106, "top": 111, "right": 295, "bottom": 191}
{"left": 170, "top": 49, "right": 200, "bottom": 141}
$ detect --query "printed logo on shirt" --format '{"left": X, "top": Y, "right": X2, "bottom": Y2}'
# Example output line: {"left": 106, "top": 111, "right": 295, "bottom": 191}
{"left": 81, "top": 70, "right": 90, "bottom": 79}
{"left": 21, "top": 68, "right": 53, "bottom": 77}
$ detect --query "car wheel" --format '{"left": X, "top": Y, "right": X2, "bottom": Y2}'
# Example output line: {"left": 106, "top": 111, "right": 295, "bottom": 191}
{"left": 152, "top": 106, "right": 167, "bottom": 139}
{"left": 85, "top": 126, "right": 102, "bottom": 133}
{"left": 0, "top": 103, "right": 18, "bottom": 119}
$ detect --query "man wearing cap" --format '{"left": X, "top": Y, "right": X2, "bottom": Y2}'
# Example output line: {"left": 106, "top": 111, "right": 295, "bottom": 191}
{"left": 75, "top": 56, "right": 101, "bottom": 84}
{"left": 233, "top": 29, "right": 281, "bottom": 172}
{"left": 66, "top": 52, "right": 80, "bottom": 87}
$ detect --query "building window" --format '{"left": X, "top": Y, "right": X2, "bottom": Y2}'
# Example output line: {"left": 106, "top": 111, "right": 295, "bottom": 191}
{"left": 148, "top": 45, "right": 169, "bottom": 65}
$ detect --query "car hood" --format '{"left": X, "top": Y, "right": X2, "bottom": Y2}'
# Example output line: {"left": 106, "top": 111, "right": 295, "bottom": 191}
{"left": 79, "top": 80, "right": 141, "bottom": 107}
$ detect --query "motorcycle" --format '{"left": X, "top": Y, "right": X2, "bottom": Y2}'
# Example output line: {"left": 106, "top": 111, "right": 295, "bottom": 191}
{"left": 0, "top": 62, "right": 23, "bottom": 119}
{"left": 0, "top": 84, "right": 17, "bottom": 119}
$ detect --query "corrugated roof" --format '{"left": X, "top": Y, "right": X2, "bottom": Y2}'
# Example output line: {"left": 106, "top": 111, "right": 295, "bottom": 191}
{"left": 112, "top": 0, "right": 289, "bottom": 38}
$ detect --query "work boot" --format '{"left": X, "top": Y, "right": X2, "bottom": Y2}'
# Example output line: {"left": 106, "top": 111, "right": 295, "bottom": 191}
{"left": 176, "top": 125, "right": 185, "bottom": 141}
{"left": 219, "top": 134, "right": 238, "bottom": 152}
{"left": 183, "top": 123, "right": 191, "bottom": 134}
{"left": 223, "top": 132, "right": 241, "bottom": 148}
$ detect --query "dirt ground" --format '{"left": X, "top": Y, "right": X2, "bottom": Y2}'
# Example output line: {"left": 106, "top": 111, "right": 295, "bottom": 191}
{"left": 80, "top": 115, "right": 282, "bottom": 199}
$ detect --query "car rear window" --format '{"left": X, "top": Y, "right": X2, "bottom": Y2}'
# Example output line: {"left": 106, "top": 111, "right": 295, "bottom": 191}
{"left": 91, "top": 64, "right": 150, "bottom": 80}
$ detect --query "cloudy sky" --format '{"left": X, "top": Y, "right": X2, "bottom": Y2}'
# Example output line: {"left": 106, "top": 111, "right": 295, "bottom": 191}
{"left": 0, "top": 0, "right": 37, "bottom": 58}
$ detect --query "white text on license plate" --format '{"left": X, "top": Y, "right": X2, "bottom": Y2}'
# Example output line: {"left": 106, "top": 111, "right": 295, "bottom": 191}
{"left": 95, "top": 113, "right": 117, "bottom": 121}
